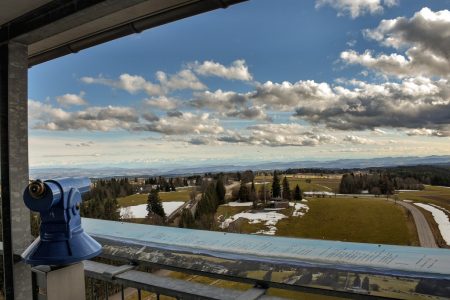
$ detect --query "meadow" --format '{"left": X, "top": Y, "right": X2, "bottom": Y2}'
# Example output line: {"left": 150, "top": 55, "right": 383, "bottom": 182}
{"left": 397, "top": 185, "right": 450, "bottom": 211}
{"left": 254, "top": 174, "right": 341, "bottom": 193}
{"left": 216, "top": 197, "right": 418, "bottom": 246}
{"left": 117, "top": 188, "right": 192, "bottom": 207}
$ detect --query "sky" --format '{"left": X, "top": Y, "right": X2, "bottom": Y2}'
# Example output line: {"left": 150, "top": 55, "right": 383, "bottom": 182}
{"left": 28, "top": 0, "right": 450, "bottom": 169}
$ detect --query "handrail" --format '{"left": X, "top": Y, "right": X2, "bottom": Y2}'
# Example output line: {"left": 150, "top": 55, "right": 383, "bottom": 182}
{"left": 83, "top": 218, "right": 450, "bottom": 299}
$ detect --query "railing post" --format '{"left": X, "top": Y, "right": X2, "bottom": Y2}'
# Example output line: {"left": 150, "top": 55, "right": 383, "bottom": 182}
{"left": 90, "top": 279, "right": 94, "bottom": 300}
{"left": 0, "top": 40, "right": 33, "bottom": 299}
{"left": 104, "top": 282, "right": 109, "bottom": 300}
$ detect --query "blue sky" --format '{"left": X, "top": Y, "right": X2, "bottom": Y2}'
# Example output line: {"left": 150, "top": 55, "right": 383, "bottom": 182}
{"left": 28, "top": 0, "right": 450, "bottom": 169}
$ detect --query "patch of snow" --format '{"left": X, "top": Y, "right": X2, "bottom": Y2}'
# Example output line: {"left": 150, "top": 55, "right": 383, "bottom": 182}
{"left": 414, "top": 203, "right": 450, "bottom": 245}
{"left": 403, "top": 200, "right": 413, "bottom": 203}
{"left": 256, "top": 226, "right": 277, "bottom": 235}
{"left": 219, "top": 211, "right": 287, "bottom": 235}
{"left": 289, "top": 201, "right": 309, "bottom": 217}
{"left": 163, "top": 202, "right": 186, "bottom": 216}
{"left": 225, "top": 201, "right": 253, "bottom": 207}
{"left": 429, "top": 204, "right": 450, "bottom": 214}
{"left": 120, "top": 201, "right": 184, "bottom": 218}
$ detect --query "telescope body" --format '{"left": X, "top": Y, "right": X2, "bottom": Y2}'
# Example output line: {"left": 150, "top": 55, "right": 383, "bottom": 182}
{"left": 22, "top": 177, "right": 102, "bottom": 266}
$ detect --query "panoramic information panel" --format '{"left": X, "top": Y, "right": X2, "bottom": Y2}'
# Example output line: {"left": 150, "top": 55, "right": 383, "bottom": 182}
{"left": 83, "top": 218, "right": 450, "bottom": 279}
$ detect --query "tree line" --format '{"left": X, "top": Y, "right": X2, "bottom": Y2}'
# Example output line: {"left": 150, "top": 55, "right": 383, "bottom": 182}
{"left": 80, "top": 178, "right": 134, "bottom": 220}
{"left": 374, "top": 165, "right": 450, "bottom": 187}
{"left": 339, "top": 172, "right": 424, "bottom": 194}
{"left": 178, "top": 176, "right": 226, "bottom": 229}
{"left": 234, "top": 170, "right": 302, "bottom": 204}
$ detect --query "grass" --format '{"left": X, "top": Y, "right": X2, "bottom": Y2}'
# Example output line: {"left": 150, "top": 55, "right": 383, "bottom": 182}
{"left": 397, "top": 185, "right": 450, "bottom": 211}
{"left": 275, "top": 197, "right": 418, "bottom": 245}
{"left": 118, "top": 188, "right": 192, "bottom": 207}
{"left": 215, "top": 205, "right": 249, "bottom": 219}
{"left": 254, "top": 174, "right": 341, "bottom": 193}
{"left": 216, "top": 197, "right": 418, "bottom": 246}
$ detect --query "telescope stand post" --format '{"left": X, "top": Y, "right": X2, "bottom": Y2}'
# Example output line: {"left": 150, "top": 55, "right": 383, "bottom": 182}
{"left": 32, "top": 263, "right": 86, "bottom": 300}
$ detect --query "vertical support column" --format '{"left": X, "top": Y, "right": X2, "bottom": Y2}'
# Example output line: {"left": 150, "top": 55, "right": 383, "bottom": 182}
{"left": 0, "top": 41, "right": 33, "bottom": 299}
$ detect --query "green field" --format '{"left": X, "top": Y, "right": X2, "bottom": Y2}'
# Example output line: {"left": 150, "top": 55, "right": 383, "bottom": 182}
{"left": 118, "top": 188, "right": 192, "bottom": 207}
{"left": 276, "top": 198, "right": 418, "bottom": 245}
{"left": 216, "top": 197, "right": 418, "bottom": 246}
{"left": 254, "top": 174, "right": 341, "bottom": 193}
{"left": 397, "top": 185, "right": 450, "bottom": 211}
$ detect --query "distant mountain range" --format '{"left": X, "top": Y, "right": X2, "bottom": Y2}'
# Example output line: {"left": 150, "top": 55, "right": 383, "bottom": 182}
{"left": 30, "top": 155, "right": 450, "bottom": 179}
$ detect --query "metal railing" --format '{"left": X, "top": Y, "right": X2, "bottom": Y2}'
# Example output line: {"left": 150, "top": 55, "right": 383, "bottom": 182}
{"left": 2, "top": 218, "right": 450, "bottom": 299}
{"left": 84, "top": 260, "right": 282, "bottom": 300}
{"left": 82, "top": 218, "right": 450, "bottom": 300}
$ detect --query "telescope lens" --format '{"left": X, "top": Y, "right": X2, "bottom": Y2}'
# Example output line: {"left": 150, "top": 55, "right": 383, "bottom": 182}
{"left": 28, "top": 181, "right": 46, "bottom": 199}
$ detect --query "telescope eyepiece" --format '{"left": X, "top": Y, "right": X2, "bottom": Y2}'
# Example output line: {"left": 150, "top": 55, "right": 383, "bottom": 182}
{"left": 28, "top": 181, "right": 46, "bottom": 199}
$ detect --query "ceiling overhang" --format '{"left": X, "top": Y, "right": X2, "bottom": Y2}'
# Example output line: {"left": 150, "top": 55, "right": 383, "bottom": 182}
{"left": 0, "top": 0, "right": 247, "bottom": 66}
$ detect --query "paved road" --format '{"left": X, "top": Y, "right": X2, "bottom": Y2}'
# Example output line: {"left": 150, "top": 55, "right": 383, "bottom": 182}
{"left": 395, "top": 200, "right": 438, "bottom": 248}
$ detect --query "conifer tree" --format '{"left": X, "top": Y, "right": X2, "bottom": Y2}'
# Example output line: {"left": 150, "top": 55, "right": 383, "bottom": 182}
{"left": 294, "top": 184, "right": 302, "bottom": 202}
{"left": 272, "top": 171, "right": 281, "bottom": 198}
{"left": 216, "top": 176, "right": 226, "bottom": 205}
{"left": 362, "top": 276, "right": 370, "bottom": 291}
{"left": 282, "top": 176, "right": 291, "bottom": 200}
{"left": 104, "top": 198, "right": 120, "bottom": 221}
{"left": 250, "top": 180, "right": 258, "bottom": 208}
{"left": 147, "top": 189, "right": 166, "bottom": 219}
{"left": 195, "top": 182, "right": 218, "bottom": 219}
{"left": 353, "top": 275, "right": 361, "bottom": 288}
{"left": 179, "top": 208, "right": 195, "bottom": 228}
{"left": 238, "top": 184, "right": 249, "bottom": 202}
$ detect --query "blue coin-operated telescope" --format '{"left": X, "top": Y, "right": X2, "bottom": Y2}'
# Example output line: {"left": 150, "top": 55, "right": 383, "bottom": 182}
{"left": 22, "top": 177, "right": 102, "bottom": 266}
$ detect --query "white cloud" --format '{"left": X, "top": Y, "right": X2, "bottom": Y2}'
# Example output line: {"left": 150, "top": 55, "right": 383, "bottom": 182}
{"left": 134, "top": 112, "right": 224, "bottom": 135}
{"left": 342, "top": 8, "right": 450, "bottom": 78}
{"left": 81, "top": 74, "right": 163, "bottom": 95}
{"left": 216, "top": 124, "right": 337, "bottom": 147}
{"left": 251, "top": 76, "right": 450, "bottom": 132}
{"left": 343, "top": 135, "right": 373, "bottom": 144}
{"left": 315, "top": 0, "right": 398, "bottom": 18}
{"left": 190, "top": 89, "right": 269, "bottom": 121}
{"left": 82, "top": 59, "right": 254, "bottom": 98}
{"left": 251, "top": 80, "right": 335, "bottom": 112}
{"left": 190, "top": 59, "right": 253, "bottom": 81}
{"left": 373, "top": 128, "right": 387, "bottom": 135}
{"left": 155, "top": 69, "right": 206, "bottom": 91}
{"left": 143, "top": 96, "right": 179, "bottom": 110}
{"left": 406, "top": 128, "right": 449, "bottom": 137}
{"left": 29, "top": 99, "right": 224, "bottom": 137}
{"left": 56, "top": 91, "right": 88, "bottom": 107}
{"left": 29, "top": 100, "right": 139, "bottom": 131}
{"left": 81, "top": 69, "right": 205, "bottom": 96}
